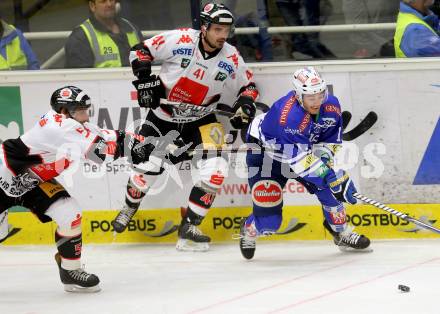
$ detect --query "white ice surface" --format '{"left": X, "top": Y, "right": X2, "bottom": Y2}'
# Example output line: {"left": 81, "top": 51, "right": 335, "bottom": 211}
{"left": 1, "top": 240, "right": 440, "bottom": 314}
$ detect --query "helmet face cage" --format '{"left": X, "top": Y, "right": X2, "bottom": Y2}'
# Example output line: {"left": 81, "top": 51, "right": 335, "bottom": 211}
{"left": 292, "top": 67, "right": 328, "bottom": 107}
{"left": 200, "top": 3, "right": 235, "bottom": 38}
{"left": 50, "top": 86, "right": 92, "bottom": 116}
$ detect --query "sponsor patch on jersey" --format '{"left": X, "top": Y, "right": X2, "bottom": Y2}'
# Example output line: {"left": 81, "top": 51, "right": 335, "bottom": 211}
{"left": 217, "top": 61, "right": 234, "bottom": 75}
{"left": 176, "top": 35, "right": 194, "bottom": 44}
{"left": 284, "top": 127, "right": 301, "bottom": 136}
{"left": 215, "top": 72, "right": 227, "bottom": 81}
{"left": 298, "top": 113, "right": 311, "bottom": 133}
{"left": 324, "top": 104, "right": 341, "bottom": 115}
{"left": 169, "top": 77, "right": 208, "bottom": 105}
{"left": 181, "top": 58, "right": 191, "bottom": 68}
{"left": 279, "top": 96, "right": 296, "bottom": 126}
{"left": 172, "top": 48, "right": 193, "bottom": 56}
{"left": 227, "top": 53, "right": 239, "bottom": 68}
{"left": 251, "top": 180, "right": 283, "bottom": 207}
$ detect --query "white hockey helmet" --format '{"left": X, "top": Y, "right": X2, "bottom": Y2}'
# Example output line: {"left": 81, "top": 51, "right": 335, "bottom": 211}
{"left": 292, "top": 66, "right": 328, "bottom": 106}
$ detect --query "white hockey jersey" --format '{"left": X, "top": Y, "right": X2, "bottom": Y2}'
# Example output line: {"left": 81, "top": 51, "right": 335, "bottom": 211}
{"left": 0, "top": 109, "right": 118, "bottom": 197}
{"left": 132, "top": 28, "right": 256, "bottom": 121}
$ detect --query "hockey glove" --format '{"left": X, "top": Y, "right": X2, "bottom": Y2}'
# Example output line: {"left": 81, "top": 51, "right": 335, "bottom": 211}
{"left": 126, "top": 133, "right": 155, "bottom": 165}
{"left": 230, "top": 95, "right": 256, "bottom": 129}
{"left": 325, "top": 169, "right": 357, "bottom": 204}
{"left": 132, "top": 75, "right": 165, "bottom": 109}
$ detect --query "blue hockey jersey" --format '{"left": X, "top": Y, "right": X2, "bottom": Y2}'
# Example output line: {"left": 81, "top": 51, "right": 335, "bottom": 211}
{"left": 247, "top": 90, "right": 343, "bottom": 184}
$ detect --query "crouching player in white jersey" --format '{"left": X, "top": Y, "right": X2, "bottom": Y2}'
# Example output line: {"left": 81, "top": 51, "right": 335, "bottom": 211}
{"left": 0, "top": 86, "right": 147, "bottom": 292}
{"left": 239, "top": 67, "right": 371, "bottom": 259}
{"left": 112, "top": 3, "right": 259, "bottom": 252}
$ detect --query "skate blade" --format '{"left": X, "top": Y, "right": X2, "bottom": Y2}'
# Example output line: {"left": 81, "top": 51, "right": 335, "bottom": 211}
{"left": 176, "top": 239, "right": 209, "bottom": 252}
{"left": 338, "top": 246, "right": 373, "bottom": 253}
{"left": 64, "top": 284, "right": 101, "bottom": 293}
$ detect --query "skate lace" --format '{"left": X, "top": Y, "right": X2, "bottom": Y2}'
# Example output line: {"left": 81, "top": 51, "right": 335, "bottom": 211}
{"left": 188, "top": 224, "right": 203, "bottom": 236}
{"left": 116, "top": 206, "right": 137, "bottom": 226}
{"left": 340, "top": 228, "right": 361, "bottom": 245}
{"left": 68, "top": 267, "right": 91, "bottom": 282}
{"left": 232, "top": 232, "right": 257, "bottom": 248}
{"left": 241, "top": 236, "right": 256, "bottom": 249}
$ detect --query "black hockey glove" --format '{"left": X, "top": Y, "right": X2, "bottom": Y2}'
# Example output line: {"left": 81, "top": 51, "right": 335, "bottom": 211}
{"left": 132, "top": 75, "right": 165, "bottom": 109}
{"left": 230, "top": 95, "right": 256, "bottom": 129}
{"left": 126, "top": 133, "right": 155, "bottom": 165}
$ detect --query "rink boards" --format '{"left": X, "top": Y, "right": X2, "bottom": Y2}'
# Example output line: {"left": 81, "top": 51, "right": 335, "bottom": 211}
{"left": 5, "top": 204, "right": 440, "bottom": 245}
{"left": 0, "top": 59, "right": 439, "bottom": 245}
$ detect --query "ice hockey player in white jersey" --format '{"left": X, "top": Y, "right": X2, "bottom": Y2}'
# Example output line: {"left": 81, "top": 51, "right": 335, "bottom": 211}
{"left": 0, "top": 86, "right": 146, "bottom": 292}
{"left": 112, "top": 3, "right": 259, "bottom": 252}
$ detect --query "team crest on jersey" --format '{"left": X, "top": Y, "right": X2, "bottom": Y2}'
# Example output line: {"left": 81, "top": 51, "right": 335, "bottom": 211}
{"left": 181, "top": 58, "right": 191, "bottom": 68}
{"left": 215, "top": 72, "right": 227, "bottom": 81}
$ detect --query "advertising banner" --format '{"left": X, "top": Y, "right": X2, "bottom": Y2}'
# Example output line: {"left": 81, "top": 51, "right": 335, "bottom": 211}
{"left": 0, "top": 61, "right": 439, "bottom": 244}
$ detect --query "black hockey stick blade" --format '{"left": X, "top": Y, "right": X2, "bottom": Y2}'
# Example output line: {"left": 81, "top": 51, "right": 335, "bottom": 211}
{"left": 342, "top": 111, "right": 352, "bottom": 131}
{"left": 343, "top": 111, "right": 378, "bottom": 141}
{"left": 353, "top": 192, "right": 440, "bottom": 234}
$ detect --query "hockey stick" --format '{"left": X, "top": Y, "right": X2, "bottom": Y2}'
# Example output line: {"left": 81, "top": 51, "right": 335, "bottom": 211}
{"left": 343, "top": 111, "right": 378, "bottom": 141}
{"left": 353, "top": 192, "right": 440, "bottom": 234}
{"left": 342, "top": 111, "right": 352, "bottom": 131}
{"left": 159, "top": 99, "right": 234, "bottom": 117}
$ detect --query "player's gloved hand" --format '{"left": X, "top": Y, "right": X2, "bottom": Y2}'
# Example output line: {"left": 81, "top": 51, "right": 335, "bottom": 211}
{"left": 132, "top": 75, "right": 164, "bottom": 109}
{"left": 229, "top": 95, "right": 256, "bottom": 129}
{"left": 325, "top": 169, "right": 357, "bottom": 204}
{"left": 126, "top": 133, "right": 155, "bottom": 165}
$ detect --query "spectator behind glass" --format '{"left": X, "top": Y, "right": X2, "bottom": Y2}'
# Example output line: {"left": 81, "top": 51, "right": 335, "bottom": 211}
{"left": 225, "top": 0, "right": 274, "bottom": 61}
{"left": 394, "top": 0, "right": 440, "bottom": 57}
{"left": 342, "top": 0, "right": 399, "bottom": 58}
{"left": 65, "top": 0, "right": 143, "bottom": 68}
{"left": 275, "top": 0, "right": 335, "bottom": 59}
{"left": 0, "top": 18, "right": 40, "bottom": 70}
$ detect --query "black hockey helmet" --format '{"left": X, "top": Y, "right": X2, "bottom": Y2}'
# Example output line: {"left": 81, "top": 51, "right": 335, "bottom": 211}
{"left": 50, "top": 86, "right": 91, "bottom": 114}
{"left": 200, "top": 3, "right": 234, "bottom": 28}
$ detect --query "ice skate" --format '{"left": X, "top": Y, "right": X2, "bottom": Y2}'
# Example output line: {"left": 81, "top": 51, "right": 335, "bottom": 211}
{"left": 324, "top": 221, "right": 371, "bottom": 252}
{"left": 55, "top": 253, "right": 101, "bottom": 293}
{"left": 238, "top": 218, "right": 257, "bottom": 260}
{"left": 112, "top": 204, "right": 138, "bottom": 233}
{"left": 176, "top": 219, "right": 210, "bottom": 252}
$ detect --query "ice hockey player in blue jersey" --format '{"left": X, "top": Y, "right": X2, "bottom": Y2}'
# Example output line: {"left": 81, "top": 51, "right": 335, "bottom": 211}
{"left": 239, "top": 66, "right": 371, "bottom": 259}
